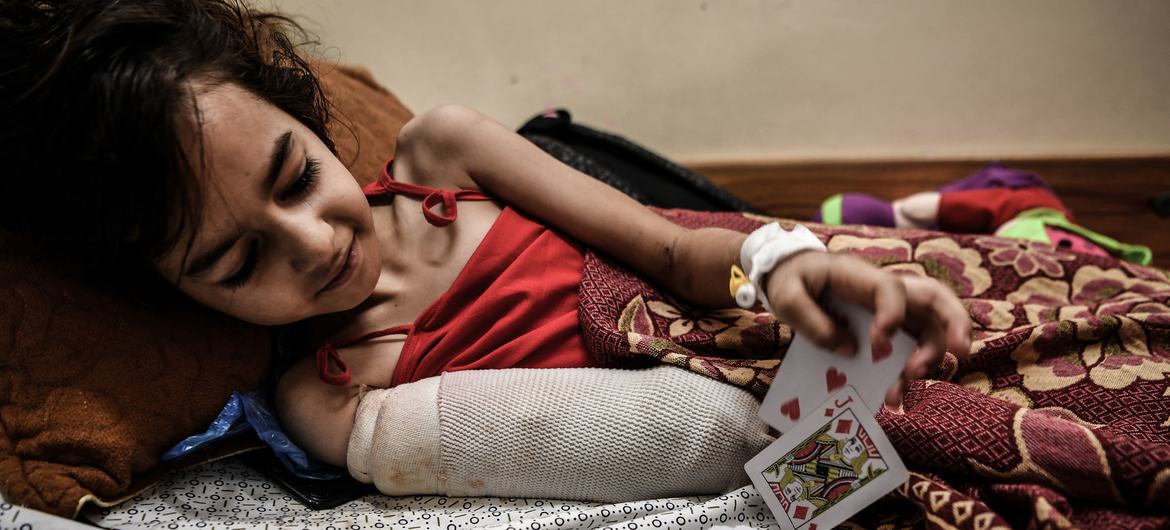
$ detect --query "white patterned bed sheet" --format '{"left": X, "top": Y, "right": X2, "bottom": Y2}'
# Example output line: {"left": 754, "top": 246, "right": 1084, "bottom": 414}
{"left": 84, "top": 455, "right": 778, "bottom": 530}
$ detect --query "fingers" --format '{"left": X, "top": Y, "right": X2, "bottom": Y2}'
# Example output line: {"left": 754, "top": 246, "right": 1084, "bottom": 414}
{"left": 888, "top": 318, "right": 949, "bottom": 409}
{"left": 774, "top": 254, "right": 913, "bottom": 357}
{"left": 899, "top": 275, "right": 972, "bottom": 375}
{"left": 945, "top": 297, "right": 973, "bottom": 358}
{"left": 821, "top": 255, "right": 907, "bottom": 357}
{"left": 771, "top": 275, "right": 857, "bottom": 356}
{"left": 869, "top": 273, "right": 906, "bottom": 360}
{"left": 908, "top": 320, "right": 948, "bottom": 379}
{"left": 870, "top": 271, "right": 907, "bottom": 336}
{"left": 908, "top": 275, "right": 970, "bottom": 352}
{"left": 884, "top": 376, "right": 905, "bottom": 408}
{"left": 768, "top": 252, "right": 974, "bottom": 409}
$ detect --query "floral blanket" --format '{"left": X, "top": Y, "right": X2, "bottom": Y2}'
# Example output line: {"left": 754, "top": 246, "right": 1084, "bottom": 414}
{"left": 579, "top": 209, "right": 1170, "bottom": 529}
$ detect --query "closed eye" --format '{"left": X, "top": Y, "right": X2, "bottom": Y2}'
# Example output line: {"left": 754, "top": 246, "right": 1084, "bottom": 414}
{"left": 221, "top": 239, "right": 259, "bottom": 289}
{"left": 219, "top": 153, "right": 319, "bottom": 290}
{"left": 283, "top": 155, "right": 320, "bottom": 200}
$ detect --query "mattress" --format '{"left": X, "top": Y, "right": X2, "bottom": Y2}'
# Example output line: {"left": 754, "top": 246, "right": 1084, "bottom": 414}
{"left": 84, "top": 455, "right": 778, "bottom": 529}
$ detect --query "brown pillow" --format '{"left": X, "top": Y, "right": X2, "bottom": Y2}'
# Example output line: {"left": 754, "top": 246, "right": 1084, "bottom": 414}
{"left": 322, "top": 63, "right": 415, "bottom": 185}
{"left": 0, "top": 61, "right": 412, "bottom": 518}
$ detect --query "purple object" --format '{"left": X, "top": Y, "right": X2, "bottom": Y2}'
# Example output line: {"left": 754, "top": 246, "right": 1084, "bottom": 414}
{"left": 813, "top": 193, "right": 896, "bottom": 227}
{"left": 938, "top": 163, "right": 1053, "bottom": 193}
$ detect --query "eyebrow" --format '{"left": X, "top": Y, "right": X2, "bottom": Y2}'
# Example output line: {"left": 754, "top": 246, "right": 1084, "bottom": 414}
{"left": 183, "top": 130, "right": 293, "bottom": 278}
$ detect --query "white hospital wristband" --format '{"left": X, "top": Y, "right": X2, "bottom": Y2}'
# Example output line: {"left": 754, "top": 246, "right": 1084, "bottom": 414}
{"left": 733, "top": 223, "right": 826, "bottom": 313}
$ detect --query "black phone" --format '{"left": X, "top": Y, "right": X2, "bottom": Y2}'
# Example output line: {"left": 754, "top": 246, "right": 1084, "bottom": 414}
{"left": 243, "top": 450, "right": 375, "bottom": 510}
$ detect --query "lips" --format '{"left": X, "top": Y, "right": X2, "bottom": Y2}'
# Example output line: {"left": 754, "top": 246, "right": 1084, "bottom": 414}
{"left": 319, "top": 238, "right": 359, "bottom": 294}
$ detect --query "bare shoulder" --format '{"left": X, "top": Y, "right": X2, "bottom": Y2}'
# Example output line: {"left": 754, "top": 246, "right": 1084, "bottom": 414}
{"left": 398, "top": 104, "right": 485, "bottom": 149}
{"left": 274, "top": 354, "right": 363, "bottom": 467}
{"left": 392, "top": 105, "right": 484, "bottom": 191}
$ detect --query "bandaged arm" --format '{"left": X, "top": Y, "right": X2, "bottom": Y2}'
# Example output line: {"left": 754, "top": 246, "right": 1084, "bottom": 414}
{"left": 346, "top": 365, "right": 775, "bottom": 502}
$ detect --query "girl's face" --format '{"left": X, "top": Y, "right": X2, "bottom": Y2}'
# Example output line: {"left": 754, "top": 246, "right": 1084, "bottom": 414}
{"left": 155, "top": 83, "right": 381, "bottom": 325}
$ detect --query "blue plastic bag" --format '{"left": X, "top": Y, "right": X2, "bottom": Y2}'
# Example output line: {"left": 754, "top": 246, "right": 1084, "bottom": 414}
{"left": 163, "top": 390, "right": 342, "bottom": 480}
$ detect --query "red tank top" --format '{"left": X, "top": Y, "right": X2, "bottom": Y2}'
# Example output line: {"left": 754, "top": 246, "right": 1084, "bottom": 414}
{"left": 314, "top": 159, "right": 599, "bottom": 386}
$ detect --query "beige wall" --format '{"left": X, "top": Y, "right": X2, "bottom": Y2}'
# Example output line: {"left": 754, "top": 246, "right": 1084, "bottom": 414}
{"left": 270, "top": 0, "right": 1170, "bottom": 162}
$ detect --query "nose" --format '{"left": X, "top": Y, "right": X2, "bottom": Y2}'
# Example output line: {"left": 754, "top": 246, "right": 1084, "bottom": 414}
{"left": 272, "top": 210, "right": 337, "bottom": 278}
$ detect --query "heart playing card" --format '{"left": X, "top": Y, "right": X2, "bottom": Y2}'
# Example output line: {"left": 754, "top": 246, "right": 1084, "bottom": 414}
{"left": 745, "top": 386, "right": 908, "bottom": 530}
{"left": 760, "top": 295, "right": 916, "bottom": 434}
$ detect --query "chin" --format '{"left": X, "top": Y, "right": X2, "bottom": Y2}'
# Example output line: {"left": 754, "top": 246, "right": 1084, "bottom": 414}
{"left": 341, "top": 280, "right": 377, "bottom": 311}
{"left": 336, "top": 259, "right": 380, "bottom": 312}
{"left": 318, "top": 232, "right": 380, "bottom": 314}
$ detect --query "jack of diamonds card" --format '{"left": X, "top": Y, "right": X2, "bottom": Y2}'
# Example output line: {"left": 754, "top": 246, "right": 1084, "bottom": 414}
{"left": 745, "top": 386, "right": 908, "bottom": 530}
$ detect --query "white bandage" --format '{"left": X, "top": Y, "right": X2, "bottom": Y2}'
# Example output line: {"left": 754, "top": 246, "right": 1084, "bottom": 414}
{"left": 735, "top": 223, "right": 826, "bottom": 313}
{"left": 346, "top": 366, "right": 774, "bottom": 501}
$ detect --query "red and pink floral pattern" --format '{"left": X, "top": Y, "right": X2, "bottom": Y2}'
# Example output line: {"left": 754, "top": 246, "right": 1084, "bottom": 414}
{"left": 579, "top": 209, "right": 1170, "bottom": 529}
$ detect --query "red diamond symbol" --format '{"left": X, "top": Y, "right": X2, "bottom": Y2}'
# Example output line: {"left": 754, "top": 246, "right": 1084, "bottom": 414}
{"left": 810, "top": 525, "right": 818, "bottom": 530}
{"left": 824, "top": 407, "right": 834, "bottom": 417}
{"left": 793, "top": 505, "right": 809, "bottom": 520}
{"left": 835, "top": 418, "right": 853, "bottom": 434}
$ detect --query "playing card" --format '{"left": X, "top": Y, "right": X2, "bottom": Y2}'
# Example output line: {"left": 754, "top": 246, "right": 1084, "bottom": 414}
{"left": 759, "top": 295, "right": 916, "bottom": 433}
{"left": 745, "top": 386, "right": 908, "bottom": 530}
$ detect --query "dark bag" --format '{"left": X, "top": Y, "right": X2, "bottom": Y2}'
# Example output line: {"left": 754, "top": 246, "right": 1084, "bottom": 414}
{"left": 518, "top": 109, "right": 760, "bottom": 213}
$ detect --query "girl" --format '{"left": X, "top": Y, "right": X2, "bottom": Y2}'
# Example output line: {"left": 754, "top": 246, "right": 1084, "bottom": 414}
{"left": 1, "top": 0, "right": 970, "bottom": 497}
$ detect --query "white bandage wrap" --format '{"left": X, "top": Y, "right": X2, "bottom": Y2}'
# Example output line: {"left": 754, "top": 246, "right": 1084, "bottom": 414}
{"left": 346, "top": 377, "right": 445, "bottom": 495}
{"left": 346, "top": 366, "right": 774, "bottom": 502}
{"left": 736, "top": 223, "right": 826, "bottom": 313}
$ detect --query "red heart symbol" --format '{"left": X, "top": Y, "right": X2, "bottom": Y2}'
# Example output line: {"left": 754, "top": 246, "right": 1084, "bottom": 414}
{"left": 826, "top": 368, "right": 847, "bottom": 392}
{"left": 780, "top": 398, "right": 801, "bottom": 420}
{"left": 872, "top": 339, "right": 892, "bottom": 363}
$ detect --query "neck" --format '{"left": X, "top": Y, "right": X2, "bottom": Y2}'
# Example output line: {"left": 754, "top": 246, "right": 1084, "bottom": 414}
{"left": 369, "top": 196, "right": 412, "bottom": 264}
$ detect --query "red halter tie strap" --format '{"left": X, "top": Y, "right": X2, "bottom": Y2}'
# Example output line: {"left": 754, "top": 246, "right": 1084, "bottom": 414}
{"left": 315, "top": 325, "right": 412, "bottom": 385}
{"left": 315, "top": 344, "right": 351, "bottom": 385}
{"left": 320, "top": 158, "right": 495, "bottom": 384}
{"left": 364, "top": 159, "right": 491, "bottom": 227}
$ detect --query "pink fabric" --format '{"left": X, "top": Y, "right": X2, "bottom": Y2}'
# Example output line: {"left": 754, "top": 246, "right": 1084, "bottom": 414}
{"left": 1045, "top": 226, "right": 1111, "bottom": 258}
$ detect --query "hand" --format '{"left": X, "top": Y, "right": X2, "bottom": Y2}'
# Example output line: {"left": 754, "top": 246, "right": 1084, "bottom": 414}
{"left": 764, "top": 251, "right": 972, "bottom": 407}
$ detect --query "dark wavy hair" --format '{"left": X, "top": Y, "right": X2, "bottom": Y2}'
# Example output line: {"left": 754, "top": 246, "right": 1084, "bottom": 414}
{"left": 0, "top": 0, "right": 333, "bottom": 271}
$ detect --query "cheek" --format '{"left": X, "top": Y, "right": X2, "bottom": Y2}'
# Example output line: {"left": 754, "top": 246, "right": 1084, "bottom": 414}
{"left": 321, "top": 161, "right": 372, "bottom": 219}
{"left": 339, "top": 181, "right": 374, "bottom": 223}
{"left": 354, "top": 229, "right": 382, "bottom": 293}
{"left": 329, "top": 168, "right": 380, "bottom": 283}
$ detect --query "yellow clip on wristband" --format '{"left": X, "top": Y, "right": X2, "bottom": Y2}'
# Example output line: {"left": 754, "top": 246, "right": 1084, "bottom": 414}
{"left": 729, "top": 264, "right": 759, "bottom": 308}
{"left": 729, "top": 264, "right": 749, "bottom": 300}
